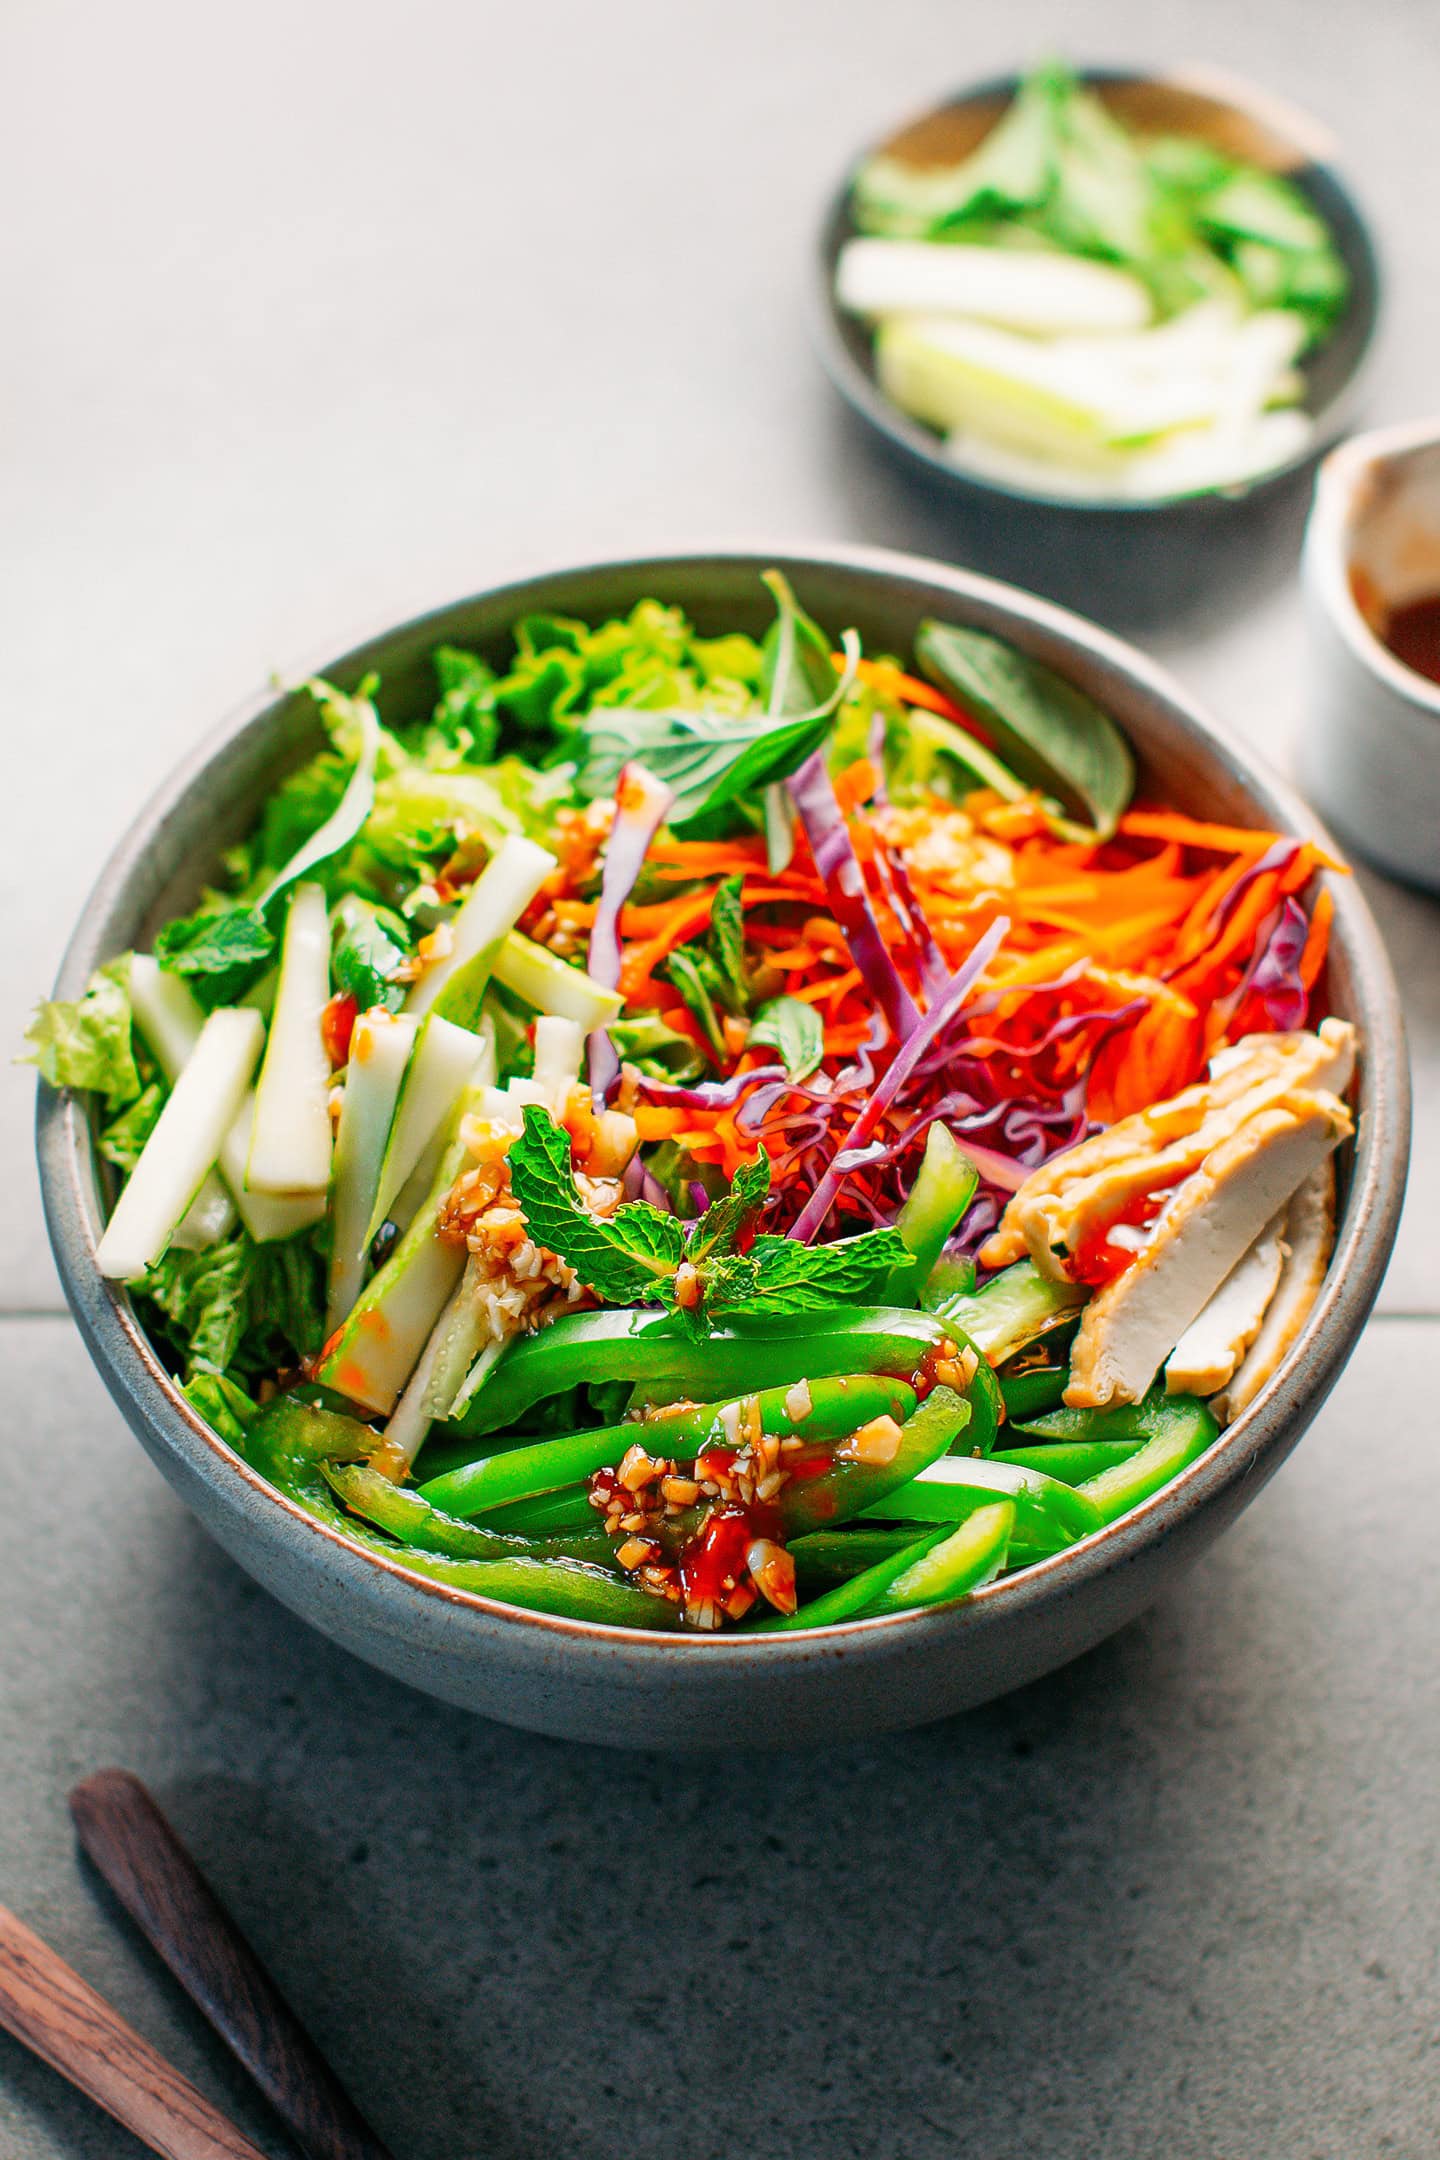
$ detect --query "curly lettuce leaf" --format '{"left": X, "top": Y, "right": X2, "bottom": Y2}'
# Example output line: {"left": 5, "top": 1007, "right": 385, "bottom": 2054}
{"left": 22, "top": 962, "right": 142, "bottom": 1109}
{"left": 138, "top": 1232, "right": 325, "bottom": 1379}
{"left": 98, "top": 1080, "right": 166, "bottom": 1170}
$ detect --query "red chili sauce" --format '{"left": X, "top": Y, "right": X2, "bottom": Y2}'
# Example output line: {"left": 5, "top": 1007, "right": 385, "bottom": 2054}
{"left": 1071, "top": 1174, "right": 1187, "bottom": 1289}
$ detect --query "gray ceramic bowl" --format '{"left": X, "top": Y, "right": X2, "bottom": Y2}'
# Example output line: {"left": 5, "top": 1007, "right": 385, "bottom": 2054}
{"left": 37, "top": 547, "right": 1409, "bottom": 1750}
{"left": 815, "top": 68, "right": 1381, "bottom": 519}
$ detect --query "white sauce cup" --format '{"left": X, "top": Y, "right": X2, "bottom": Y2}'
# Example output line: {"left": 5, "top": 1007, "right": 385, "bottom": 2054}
{"left": 1301, "top": 417, "right": 1440, "bottom": 892}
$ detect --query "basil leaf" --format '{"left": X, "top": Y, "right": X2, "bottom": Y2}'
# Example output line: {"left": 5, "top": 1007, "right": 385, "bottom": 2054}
{"left": 576, "top": 705, "right": 834, "bottom": 825}
{"left": 760, "top": 570, "right": 841, "bottom": 717}
{"left": 509, "top": 1106, "right": 687, "bottom": 1304}
{"left": 255, "top": 682, "right": 382, "bottom": 911}
{"left": 915, "top": 620, "right": 1135, "bottom": 841}
{"left": 748, "top": 995, "right": 823, "bottom": 1082}
{"left": 608, "top": 1012, "right": 706, "bottom": 1084}
{"left": 708, "top": 875, "right": 749, "bottom": 1016}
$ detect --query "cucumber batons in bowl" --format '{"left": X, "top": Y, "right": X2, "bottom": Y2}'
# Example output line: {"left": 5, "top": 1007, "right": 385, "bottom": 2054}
{"left": 815, "top": 67, "right": 1381, "bottom": 520}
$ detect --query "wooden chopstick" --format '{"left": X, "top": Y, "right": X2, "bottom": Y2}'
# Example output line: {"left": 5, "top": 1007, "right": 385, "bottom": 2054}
{"left": 0, "top": 1903, "right": 269, "bottom": 2160}
{"left": 71, "top": 1769, "right": 396, "bottom": 2160}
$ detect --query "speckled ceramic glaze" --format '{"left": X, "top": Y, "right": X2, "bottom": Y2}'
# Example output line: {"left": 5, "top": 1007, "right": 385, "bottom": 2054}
{"left": 36, "top": 549, "right": 1409, "bottom": 1749}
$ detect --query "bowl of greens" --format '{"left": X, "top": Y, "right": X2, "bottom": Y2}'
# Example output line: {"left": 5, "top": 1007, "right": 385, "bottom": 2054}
{"left": 32, "top": 548, "right": 1407, "bottom": 1748}
{"left": 817, "top": 63, "right": 1379, "bottom": 513}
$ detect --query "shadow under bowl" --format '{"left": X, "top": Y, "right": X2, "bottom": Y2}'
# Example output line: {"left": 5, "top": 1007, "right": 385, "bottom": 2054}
{"left": 36, "top": 547, "right": 1409, "bottom": 1749}
{"left": 814, "top": 69, "right": 1382, "bottom": 626}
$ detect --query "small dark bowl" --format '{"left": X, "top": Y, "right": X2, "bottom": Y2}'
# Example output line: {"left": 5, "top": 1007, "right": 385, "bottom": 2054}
{"left": 36, "top": 548, "right": 1409, "bottom": 1750}
{"left": 814, "top": 69, "right": 1381, "bottom": 607}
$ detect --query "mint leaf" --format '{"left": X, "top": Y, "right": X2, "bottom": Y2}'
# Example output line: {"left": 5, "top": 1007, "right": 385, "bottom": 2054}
{"left": 21, "top": 963, "right": 142, "bottom": 1110}
{"left": 685, "top": 1154, "right": 770, "bottom": 1266}
{"left": 707, "top": 1228, "right": 912, "bottom": 1320}
{"left": 509, "top": 1106, "right": 687, "bottom": 1303}
{"left": 154, "top": 907, "right": 276, "bottom": 1010}
{"left": 748, "top": 995, "right": 823, "bottom": 1081}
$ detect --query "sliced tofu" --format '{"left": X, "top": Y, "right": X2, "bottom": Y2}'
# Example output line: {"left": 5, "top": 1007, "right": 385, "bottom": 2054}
{"left": 1164, "top": 1213, "right": 1287, "bottom": 1397}
{"left": 981, "top": 1020, "right": 1356, "bottom": 1278}
{"left": 1211, "top": 1164, "right": 1337, "bottom": 1423}
{"left": 1064, "top": 1091, "right": 1351, "bottom": 1409}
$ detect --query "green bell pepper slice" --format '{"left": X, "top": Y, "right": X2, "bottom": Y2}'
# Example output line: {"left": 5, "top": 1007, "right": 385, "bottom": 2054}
{"left": 240, "top": 1399, "right": 676, "bottom": 1628}
{"left": 772, "top": 1384, "right": 971, "bottom": 1538}
{"left": 1074, "top": 1394, "right": 1220, "bottom": 1523}
{"left": 860, "top": 1452, "right": 1103, "bottom": 1546}
{"left": 993, "top": 1439, "right": 1145, "bottom": 1484}
{"left": 421, "top": 1373, "right": 919, "bottom": 1521}
{"left": 865, "top": 1500, "right": 1015, "bottom": 1615}
{"left": 321, "top": 1461, "right": 613, "bottom": 1567}
{"left": 755, "top": 1524, "right": 952, "bottom": 1630}
{"left": 449, "top": 1305, "right": 949, "bottom": 1439}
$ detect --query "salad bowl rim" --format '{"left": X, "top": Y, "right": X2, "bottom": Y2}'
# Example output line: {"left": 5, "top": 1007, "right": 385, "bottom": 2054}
{"left": 35, "top": 543, "right": 1410, "bottom": 1662}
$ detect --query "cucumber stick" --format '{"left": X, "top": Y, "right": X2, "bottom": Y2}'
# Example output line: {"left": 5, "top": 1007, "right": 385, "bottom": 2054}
{"left": 836, "top": 239, "right": 1152, "bottom": 334}
{"left": 97, "top": 1008, "right": 264, "bottom": 1280}
{"left": 404, "top": 834, "right": 556, "bottom": 1018}
{"left": 318, "top": 1135, "right": 471, "bottom": 1415}
{"left": 935, "top": 1259, "right": 1086, "bottom": 1362}
{"left": 247, "top": 883, "right": 333, "bottom": 1197}
{"left": 127, "top": 956, "right": 235, "bottom": 1249}
{"left": 364, "top": 1015, "right": 486, "bottom": 1243}
{"left": 531, "top": 1015, "right": 585, "bottom": 1107}
{"left": 325, "top": 1008, "right": 419, "bottom": 1333}
{"left": 129, "top": 956, "right": 323, "bottom": 1244}
{"left": 380, "top": 1273, "right": 475, "bottom": 1474}
{"left": 490, "top": 933, "right": 624, "bottom": 1031}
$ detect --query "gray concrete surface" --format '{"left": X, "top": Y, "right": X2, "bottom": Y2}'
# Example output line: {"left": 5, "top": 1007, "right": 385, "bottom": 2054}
{"left": 2, "top": 0, "right": 1436, "bottom": 2153}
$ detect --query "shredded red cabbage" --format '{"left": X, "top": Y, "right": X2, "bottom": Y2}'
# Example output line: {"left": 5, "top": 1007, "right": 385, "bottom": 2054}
{"left": 790, "top": 916, "right": 1010, "bottom": 1241}
{"left": 786, "top": 750, "right": 920, "bottom": 1043}
{"left": 630, "top": 1063, "right": 789, "bottom": 1111}
{"left": 1217, "top": 896, "right": 1312, "bottom": 1033}
{"left": 1198, "top": 837, "right": 1300, "bottom": 945}
{"left": 587, "top": 762, "right": 674, "bottom": 1096}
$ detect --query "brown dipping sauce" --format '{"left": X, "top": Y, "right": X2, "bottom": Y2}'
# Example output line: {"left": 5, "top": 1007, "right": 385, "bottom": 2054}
{"left": 1380, "top": 593, "right": 1440, "bottom": 689}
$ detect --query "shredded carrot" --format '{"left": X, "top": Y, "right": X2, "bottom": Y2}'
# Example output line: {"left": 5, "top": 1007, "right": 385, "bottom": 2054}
{"left": 633, "top": 1106, "right": 688, "bottom": 1142}
{"left": 834, "top": 758, "right": 880, "bottom": 813}
{"left": 1298, "top": 887, "right": 1334, "bottom": 990}
{"left": 1119, "top": 810, "right": 1285, "bottom": 853}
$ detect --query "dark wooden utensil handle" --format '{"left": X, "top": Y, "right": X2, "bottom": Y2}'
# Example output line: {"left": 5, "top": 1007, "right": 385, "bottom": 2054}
{"left": 0, "top": 1903, "right": 269, "bottom": 2159}
{"left": 70, "top": 1770, "right": 395, "bottom": 2160}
